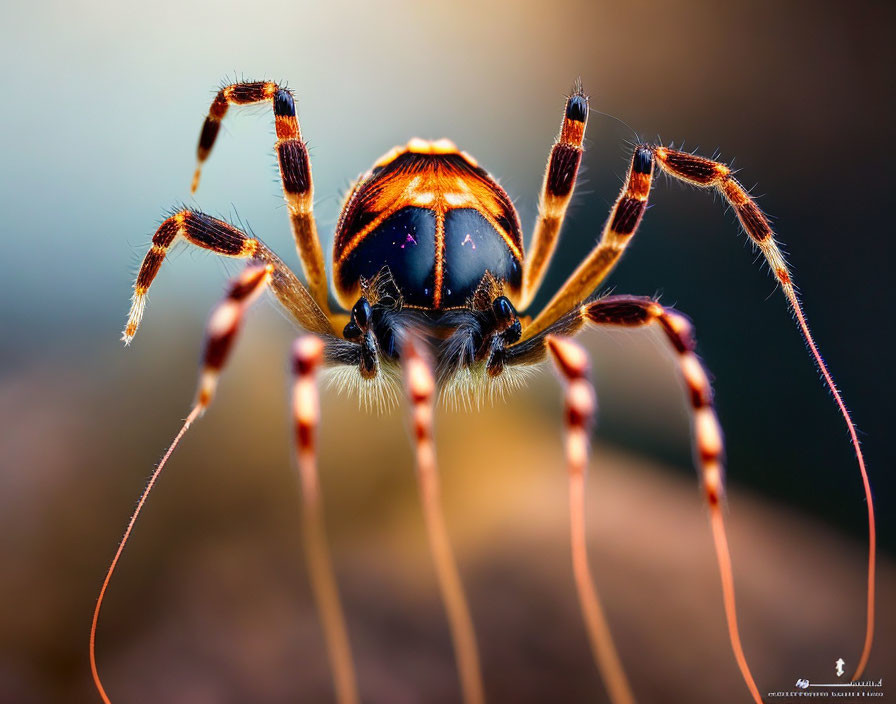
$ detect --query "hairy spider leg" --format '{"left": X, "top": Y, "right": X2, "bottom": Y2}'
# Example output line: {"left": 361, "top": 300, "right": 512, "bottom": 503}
{"left": 517, "top": 296, "right": 763, "bottom": 703}
{"left": 402, "top": 338, "right": 486, "bottom": 704}
{"left": 524, "top": 143, "right": 876, "bottom": 680}
{"left": 520, "top": 82, "right": 589, "bottom": 309}
{"left": 522, "top": 145, "right": 653, "bottom": 341}
{"left": 123, "top": 209, "right": 334, "bottom": 344}
{"left": 546, "top": 336, "right": 637, "bottom": 704}
{"left": 191, "top": 80, "right": 330, "bottom": 314}
{"left": 92, "top": 263, "right": 272, "bottom": 704}
{"left": 591, "top": 298, "right": 761, "bottom": 704}
{"left": 652, "top": 148, "right": 876, "bottom": 681}
{"left": 292, "top": 336, "right": 360, "bottom": 704}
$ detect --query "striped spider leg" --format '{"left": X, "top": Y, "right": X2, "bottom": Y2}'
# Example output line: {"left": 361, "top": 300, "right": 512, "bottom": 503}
{"left": 93, "top": 263, "right": 275, "bottom": 702}
{"left": 122, "top": 209, "right": 334, "bottom": 344}
{"left": 513, "top": 297, "right": 762, "bottom": 703}
{"left": 291, "top": 332, "right": 489, "bottom": 704}
{"left": 545, "top": 335, "right": 636, "bottom": 704}
{"left": 191, "top": 80, "right": 331, "bottom": 315}
{"left": 513, "top": 135, "right": 875, "bottom": 697}
{"left": 102, "top": 215, "right": 361, "bottom": 703}
{"left": 402, "top": 337, "right": 486, "bottom": 704}
{"left": 519, "top": 81, "right": 589, "bottom": 309}
{"left": 292, "top": 336, "right": 360, "bottom": 704}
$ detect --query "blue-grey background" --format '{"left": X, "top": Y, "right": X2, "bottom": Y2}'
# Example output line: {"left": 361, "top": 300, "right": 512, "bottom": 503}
{"left": 1, "top": 0, "right": 893, "bottom": 702}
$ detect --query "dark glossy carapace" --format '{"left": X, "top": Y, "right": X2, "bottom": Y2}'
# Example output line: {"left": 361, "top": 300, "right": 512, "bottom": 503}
{"left": 333, "top": 139, "right": 523, "bottom": 310}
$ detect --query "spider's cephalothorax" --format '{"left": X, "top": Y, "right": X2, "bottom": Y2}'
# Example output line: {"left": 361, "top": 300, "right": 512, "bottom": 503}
{"left": 332, "top": 139, "right": 524, "bottom": 311}
{"left": 328, "top": 138, "right": 529, "bottom": 389}
{"left": 96, "top": 79, "right": 875, "bottom": 704}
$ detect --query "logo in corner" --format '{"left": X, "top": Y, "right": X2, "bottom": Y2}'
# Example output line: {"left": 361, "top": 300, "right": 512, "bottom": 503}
{"left": 771, "top": 676, "right": 884, "bottom": 699}
{"left": 835, "top": 658, "right": 845, "bottom": 677}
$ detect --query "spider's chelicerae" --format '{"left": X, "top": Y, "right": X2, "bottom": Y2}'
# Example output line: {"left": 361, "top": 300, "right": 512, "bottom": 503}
{"left": 91, "top": 79, "right": 876, "bottom": 704}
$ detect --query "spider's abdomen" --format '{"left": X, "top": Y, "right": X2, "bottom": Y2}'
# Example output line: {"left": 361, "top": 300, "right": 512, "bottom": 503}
{"left": 332, "top": 140, "right": 523, "bottom": 310}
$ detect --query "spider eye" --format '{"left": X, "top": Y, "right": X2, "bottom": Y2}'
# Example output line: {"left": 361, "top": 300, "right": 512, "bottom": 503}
{"left": 352, "top": 298, "right": 372, "bottom": 328}
{"left": 343, "top": 320, "right": 362, "bottom": 340}
{"left": 492, "top": 296, "right": 513, "bottom": 322}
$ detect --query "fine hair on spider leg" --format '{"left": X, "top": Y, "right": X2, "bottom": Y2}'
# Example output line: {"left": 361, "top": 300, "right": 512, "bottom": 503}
{"left": 521, "top": 83, "right": 590, "bottom": 308}
{"left": 291, "top": 336, "right": 360, "bottom": 704}
{"left": 122, "top": 209, "right": 334, "bottom": 345}
{"left": 509, "top": 297, "right": 767, "bottom": 702}
{"left": 190, "top": 79, "right": 331, "bottom": 315}
{"left": 522, "top": 134, "right": 876, "bottom": 683}
{"left": 649, "top": 147, "right": 877, "bottom": 681}
{"left": 584, "top": 297, "right": 763, "bottom": 704}
{"left": 401, "top": 337, "right": 486, "bottom": 704}
{"left": 546, "top": 335, "right": 637, "bottom": 704}
{"left": 89, "top": 404, "right": 202, "bottom": 704}
{"left": 91, "top": 263, "right": 271, "bottom": 703}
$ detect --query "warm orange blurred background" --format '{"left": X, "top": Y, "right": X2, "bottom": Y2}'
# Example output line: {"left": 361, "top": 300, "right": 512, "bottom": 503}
{"left": 1, "top": 1, "right": 893, "bottom": 702}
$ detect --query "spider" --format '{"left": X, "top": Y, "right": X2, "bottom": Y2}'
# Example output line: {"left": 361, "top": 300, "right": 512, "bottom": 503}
{"left": 90, "top": 78, "right": 876, "bottom": 704}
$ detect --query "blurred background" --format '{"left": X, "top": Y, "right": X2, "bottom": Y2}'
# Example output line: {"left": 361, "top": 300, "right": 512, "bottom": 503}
{"left": 1, "top": 0, "right": 893, "bottom": 701}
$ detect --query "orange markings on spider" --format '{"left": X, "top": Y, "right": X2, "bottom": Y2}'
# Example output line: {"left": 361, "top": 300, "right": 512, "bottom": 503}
{"left": 99, "top": 77, "right": 876, "bottom": 704}
{"left": 332, "top": 141, "right": 524, "bottom": 310}
{"left": 560, "top": 117, "right": 586, "bottom": 145}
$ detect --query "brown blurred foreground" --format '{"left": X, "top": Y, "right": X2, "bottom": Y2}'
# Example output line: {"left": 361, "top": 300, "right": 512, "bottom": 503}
{"left": 0, "top": 325, "right": 892, "bottom": 704}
